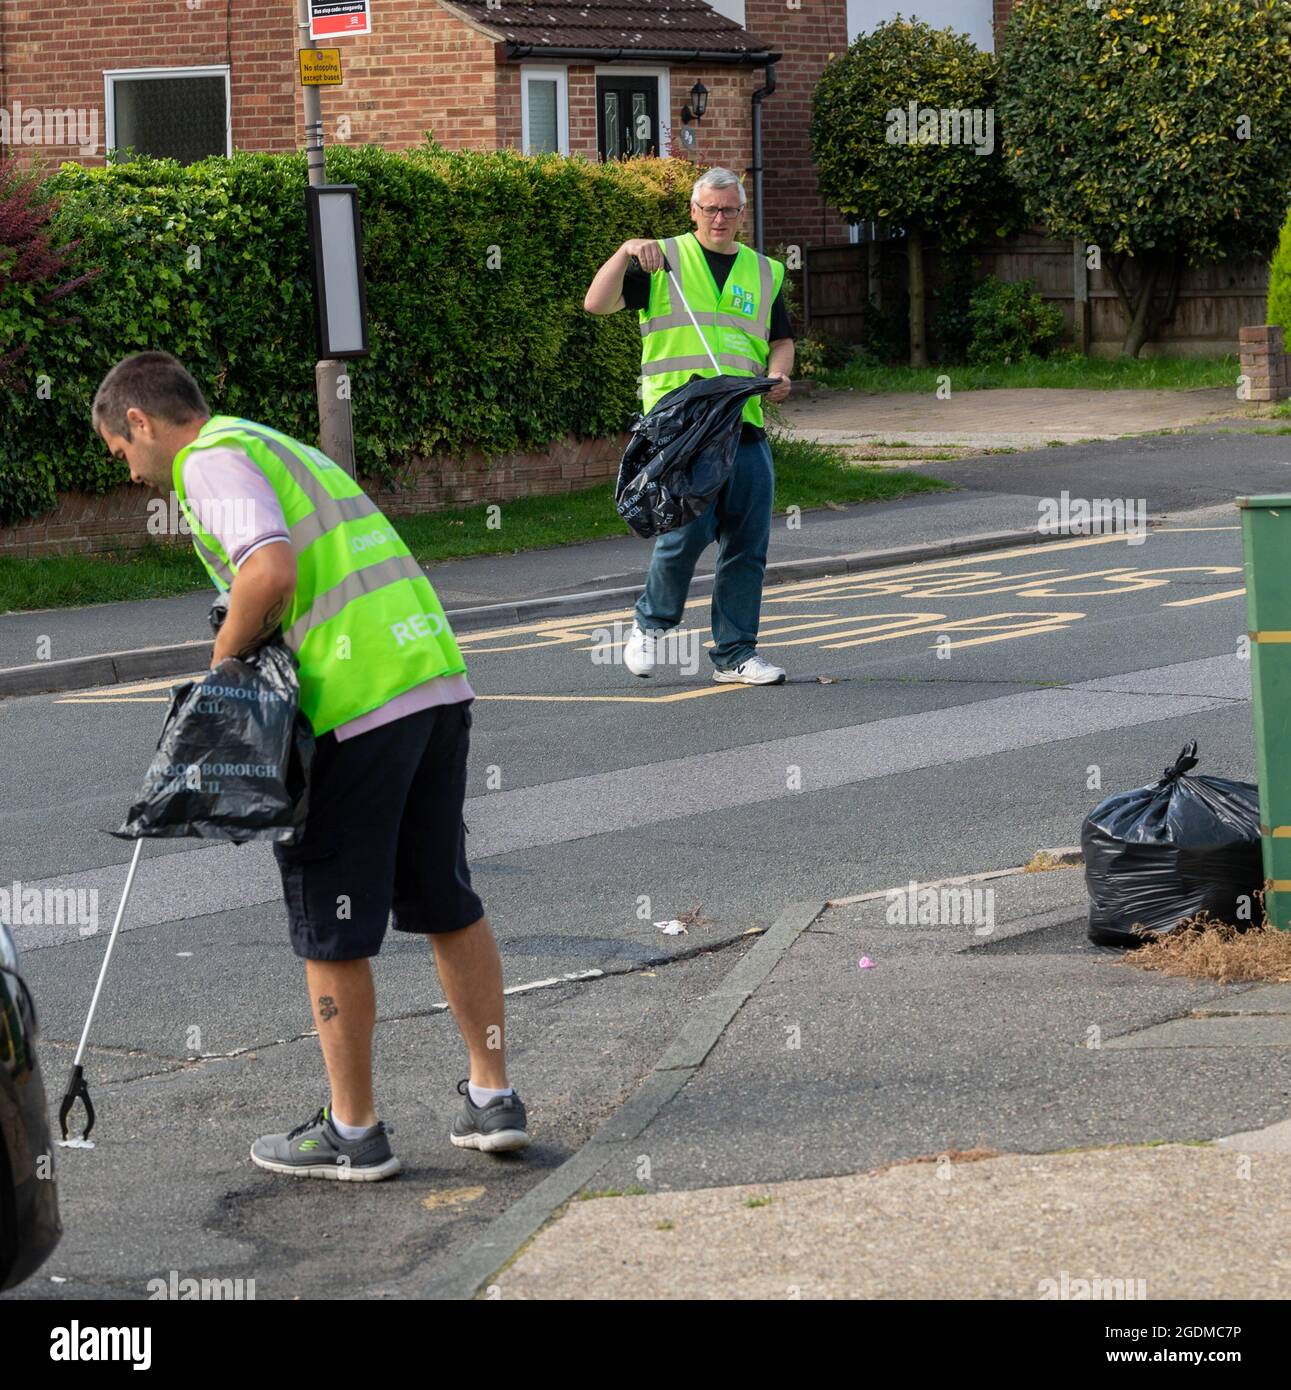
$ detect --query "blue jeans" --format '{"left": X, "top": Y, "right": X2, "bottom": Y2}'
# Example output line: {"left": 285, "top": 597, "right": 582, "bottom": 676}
{"left": 634, "top": 435, "right": 774, "bottom": 669}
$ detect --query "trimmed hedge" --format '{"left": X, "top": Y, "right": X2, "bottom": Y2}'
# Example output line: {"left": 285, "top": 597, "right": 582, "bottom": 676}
{"left": 0, "top": 144, "right": 694, "bottom": 526}
{"left": 1267, "top": 210, "right": 1291, "bottom": 341}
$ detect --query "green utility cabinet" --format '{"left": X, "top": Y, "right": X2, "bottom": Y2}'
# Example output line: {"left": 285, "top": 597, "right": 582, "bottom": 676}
{"left": 1239, "top": 494, "right": 1291, "bottom": 930}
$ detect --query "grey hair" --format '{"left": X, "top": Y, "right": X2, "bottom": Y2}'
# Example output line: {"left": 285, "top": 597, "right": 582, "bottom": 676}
{"left": 691, "top": 167, "right": 746, "bottom": 206}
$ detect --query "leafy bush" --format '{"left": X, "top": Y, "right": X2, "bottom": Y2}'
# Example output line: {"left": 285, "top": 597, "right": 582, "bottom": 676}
{"left": 794, "top": 333, "right": 854, "bottom": 377}
{"left": 966, "top": 275, "right": 1064, "bottom": 364}
{"left": 1000, "top": 0, "right": 1291, "bottom": 356}
{"left": 0, "top": 157, "right": 100, "bottom": 522}
{"left": 0, "top": 145, "right": 692, "bottom": 526}
{"left": 1267, "top": 212, "right": 1291, "bottom": 341}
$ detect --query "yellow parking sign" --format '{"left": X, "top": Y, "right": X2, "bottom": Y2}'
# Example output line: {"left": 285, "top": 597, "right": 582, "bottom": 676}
{"left": 299, "top": 48, "right": 343, "bottom": 86}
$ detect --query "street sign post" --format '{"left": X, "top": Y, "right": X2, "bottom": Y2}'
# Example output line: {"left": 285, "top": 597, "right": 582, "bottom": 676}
{"left": 295, "top": 0, "right": 358, "bottom": 475}
{"left": 309, "top": 1, "right": 370, "bottom": 40}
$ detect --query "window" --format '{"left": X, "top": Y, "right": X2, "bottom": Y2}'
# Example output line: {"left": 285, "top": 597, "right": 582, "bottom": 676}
{"left": 521, "top": 67, "right": 569, "bottom": 155}
{"left": 104, "top": 66, "right": 231, "bottom": 163}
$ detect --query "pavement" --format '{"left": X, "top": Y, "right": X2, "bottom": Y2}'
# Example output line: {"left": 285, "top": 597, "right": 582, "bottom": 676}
{"left": 776, "top": 382, "right": 1254, "bottom": 450}
{"left": 7, "top": 391, "right": 1291, "bottom": 1303}
{"left": 490, "top": 875, "right": 1291, "bottom": 1301}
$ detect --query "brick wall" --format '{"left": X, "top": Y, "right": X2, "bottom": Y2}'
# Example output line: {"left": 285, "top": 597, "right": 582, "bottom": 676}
{"left": 1, "top": 0, "right": 509, "bottom": 165}
{"left": 994, "top": 0, "right": 1018, "bottom": 47}
{"left": 0, "top": 432, "right": 630, "bottom": 558}
{"left": 1238, "top": 325, "right": 1288, "bottom": 403}
{"left": 742, "top": 0, "right": 851, "bottom": 255}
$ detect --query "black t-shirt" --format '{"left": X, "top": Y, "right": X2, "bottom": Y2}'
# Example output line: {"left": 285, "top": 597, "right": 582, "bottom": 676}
{"left": 623, "top": 244, "right": 793, "bottom": 441}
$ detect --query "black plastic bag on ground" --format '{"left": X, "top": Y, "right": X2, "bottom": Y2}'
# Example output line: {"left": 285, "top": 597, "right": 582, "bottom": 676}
{"left": 615, "top": 374, "right": 773, "bottom": 539}
{"left": 114, "top": 640, "right": 314, "bottom": 845}
{"left": 1082, "top": 741, "right": 1263, "bottom": 947}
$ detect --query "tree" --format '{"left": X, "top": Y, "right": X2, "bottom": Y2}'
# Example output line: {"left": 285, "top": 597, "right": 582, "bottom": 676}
{"left": 811, "top": 17, "right": 1017, "bottom": 366}
{"left": 999, "top": 0, "right": 1291, "bottom": 358}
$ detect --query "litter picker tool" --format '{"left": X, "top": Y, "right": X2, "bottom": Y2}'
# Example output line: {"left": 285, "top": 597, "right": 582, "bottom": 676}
{"left": 58, "top": 837, "right": 145, "bottom": 1142}
{"left": 660, "top": 250, "right": 723, "bottom": 375}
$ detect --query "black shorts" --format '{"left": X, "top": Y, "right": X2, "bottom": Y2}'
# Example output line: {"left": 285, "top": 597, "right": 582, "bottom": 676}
{"left": 274, "top": 700, "right": 485, "bottom": 960}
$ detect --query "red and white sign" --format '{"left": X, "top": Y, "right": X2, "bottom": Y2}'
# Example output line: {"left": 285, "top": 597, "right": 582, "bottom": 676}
{"left": 309, "top": 1, "right": 370, "bottom": 40}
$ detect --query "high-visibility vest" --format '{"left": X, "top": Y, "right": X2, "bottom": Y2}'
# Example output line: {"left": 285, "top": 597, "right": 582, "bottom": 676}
{"left": 638, "top": 232, "right": 785, "bottom": 428}
{"left": 173, "top": 416, "right": 466, "bottom": 736}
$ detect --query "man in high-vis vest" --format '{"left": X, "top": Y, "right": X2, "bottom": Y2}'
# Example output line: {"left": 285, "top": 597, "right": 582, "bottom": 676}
{"left": 92, "top": 351, "right": 529, "bottom": 1181}
{"left": 585, "top": 167, "right": 795, "bottom": 685}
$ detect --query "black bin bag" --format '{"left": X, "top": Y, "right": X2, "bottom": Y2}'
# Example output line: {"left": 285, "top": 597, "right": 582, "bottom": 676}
{"left": 615, "top": 374, "right": 773, "bottom": 539}
{"left": 114, "top": 637, "right": 314, "bottom": 845}
{"left": 1082, "top": 741, "right": 1263, "bottom": 947}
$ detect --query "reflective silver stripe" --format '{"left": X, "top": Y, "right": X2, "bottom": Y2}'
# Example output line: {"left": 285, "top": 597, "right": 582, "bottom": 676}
{"left": 289, "top": 493, "right": 381, "bottom": 548}
{"left": 284, "top": 552, "right": 427, "bottom": 649}
{"left": 641, "top": 307, "right": 716, "bottom": 335}
{"left": 643, "top": 353, "right": 764, "bottom": 376}
{"left": 754, "top": 253, "right": 774, "bottom": 338}
{"left": 191, "top": 530, "right": 236, "bottom": 588}
{"left": 232, "top": 423, "right": 379, "bottom": 543}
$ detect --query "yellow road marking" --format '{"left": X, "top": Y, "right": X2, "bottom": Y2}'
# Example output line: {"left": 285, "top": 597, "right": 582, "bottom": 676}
{"left": 476, "top": 685, "right": 747, "bottom": 704}
{"left": 1162, "top": 588, "right": 1246, "bottom": 608}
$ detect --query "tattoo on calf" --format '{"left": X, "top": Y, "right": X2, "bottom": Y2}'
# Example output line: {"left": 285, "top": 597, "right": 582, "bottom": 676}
{"left": 318, "top": 995, "right": 339, "bottom": 1023}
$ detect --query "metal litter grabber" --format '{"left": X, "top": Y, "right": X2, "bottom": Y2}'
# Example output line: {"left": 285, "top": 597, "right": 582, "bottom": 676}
{"left": 58, "top": 837, "right": 145, "bottom": 1142}
{"left": 660, "top": 249, "right": 724, "bottom": 376}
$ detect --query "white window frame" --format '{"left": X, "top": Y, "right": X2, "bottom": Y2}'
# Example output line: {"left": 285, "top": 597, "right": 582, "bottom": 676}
{"left": 103, "top": 65, "right": 233, "bottom": 159}
{"left": 593, "top": 65, "right": 671, "bottom": 157}
{"left": 520, "top": 65, "right": 569, "bottom": 156}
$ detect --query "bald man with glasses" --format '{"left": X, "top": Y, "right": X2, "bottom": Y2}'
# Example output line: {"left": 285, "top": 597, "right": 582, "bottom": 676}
{"left": 585, "top": 167, "right": 795, "bottom": 686}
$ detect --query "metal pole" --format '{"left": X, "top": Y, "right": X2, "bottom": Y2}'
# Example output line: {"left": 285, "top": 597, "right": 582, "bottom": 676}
{"left": 72, "top": 838, "right": 145, "bottom": 1068}
{"left": 295, "top": 0, "right": 356, "bottom": 476}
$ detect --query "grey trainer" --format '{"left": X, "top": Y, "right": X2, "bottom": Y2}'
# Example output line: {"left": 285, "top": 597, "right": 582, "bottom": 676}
{"left": 450, "top": 1079, "right": 531, "bottom": 1153}
{"left": 250, "top": 1104, "right": 401, "bottom": 1181}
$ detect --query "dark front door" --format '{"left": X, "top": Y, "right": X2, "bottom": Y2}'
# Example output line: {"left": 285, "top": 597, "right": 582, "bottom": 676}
{"left": 597, "top": 76, "right": 659, "bottom": 160}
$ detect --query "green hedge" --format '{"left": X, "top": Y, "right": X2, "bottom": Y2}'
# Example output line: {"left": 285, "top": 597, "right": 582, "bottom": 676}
{"left": 1268, "top": 210, "right": 1291, "bottom": 342}
{"left": 0, "top": 144, "right": 694, "bottom": 526}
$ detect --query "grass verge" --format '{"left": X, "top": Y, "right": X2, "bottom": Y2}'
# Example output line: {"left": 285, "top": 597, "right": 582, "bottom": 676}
{"left": 816, "top": 353, "right": 1238, "bottom": 395}
{"left": 0, "top": 434, "right": 949, "bottom": 616}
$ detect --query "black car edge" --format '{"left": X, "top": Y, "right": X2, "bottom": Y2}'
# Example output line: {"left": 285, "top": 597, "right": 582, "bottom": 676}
{"left": 1, "top": 917, "right": 61, "bottom": 1289}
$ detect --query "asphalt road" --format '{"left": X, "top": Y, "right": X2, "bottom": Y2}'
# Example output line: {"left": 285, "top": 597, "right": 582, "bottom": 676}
{"left": 0, "top": 497, "right": 1270, "bottom": 1298}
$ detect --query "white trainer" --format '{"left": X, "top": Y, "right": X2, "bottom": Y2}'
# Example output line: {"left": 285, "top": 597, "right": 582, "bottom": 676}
{"left": 624, "top": 624, "right": 659, "bottom": 677}
{"left": 712, "top": 654, "right": 786, "bottom": 685}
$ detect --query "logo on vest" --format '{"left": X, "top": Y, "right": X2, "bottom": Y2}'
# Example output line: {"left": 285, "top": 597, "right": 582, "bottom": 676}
{"left": 391, "top": 611, "right": 445, "bottom": 647}
{"left": 730, "top": 283, "right": 756, "bottom": 317}
{"left": 350, "top": 527, "right": 392, "bottom": 554}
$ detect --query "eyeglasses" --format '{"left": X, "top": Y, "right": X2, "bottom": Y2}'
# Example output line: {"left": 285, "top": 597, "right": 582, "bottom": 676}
{"left": 694, "top": 205, "right": 744, "bottom": 220}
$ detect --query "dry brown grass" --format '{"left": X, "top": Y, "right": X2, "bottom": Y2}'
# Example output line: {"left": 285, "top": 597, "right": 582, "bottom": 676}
{"left": 1021, "top": 849, "right": 1080, "bottom": 873}
{"left": 1121, "top": 911, "right": 1291, "bottom": 984}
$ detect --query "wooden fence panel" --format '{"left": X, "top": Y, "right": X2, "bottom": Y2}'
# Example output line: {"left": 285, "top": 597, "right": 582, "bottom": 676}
{"left": 801, "top": 229, "right": 1268, "bottom": 357}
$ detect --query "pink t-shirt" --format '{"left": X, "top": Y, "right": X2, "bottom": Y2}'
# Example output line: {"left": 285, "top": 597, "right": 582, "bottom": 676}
{"left": 182, "top": 447, "right": 473, "bottom": 740}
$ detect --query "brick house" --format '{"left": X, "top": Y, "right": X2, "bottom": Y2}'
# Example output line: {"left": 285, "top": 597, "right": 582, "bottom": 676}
{"left": 1, "top": 2, "right": 1017, "bottom": 259}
